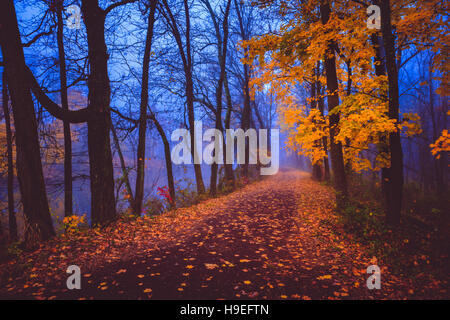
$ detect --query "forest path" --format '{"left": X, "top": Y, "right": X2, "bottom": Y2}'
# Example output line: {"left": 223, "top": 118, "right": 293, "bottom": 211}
{"left": 1, "top": 170, "right": 414, "bottom": 299}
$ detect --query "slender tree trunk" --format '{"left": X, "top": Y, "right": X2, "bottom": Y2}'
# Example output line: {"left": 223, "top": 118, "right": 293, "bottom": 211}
{"left": 317, "top": 78, "right": 330, "bottom": 181}
{"left": 344, "top": 59, "right": 353, "bottom": 174}
{"left": 320, "top": 1, "right": 348, "bottom": 207}
{"left": 223, "top": 73, "right": 235, "bottom": 186}
{"left": 81, "top": 0, "right": 116, "bottom": 225}
{"left": 311, "top": 78, "right": 322, "bottom": 181}
{"left": 380, "top": 0, "right": 403, "bottom": 226}
{"left": 184, "top": 0, "right": 205, "bottom": 194}
{"left": 0, "top": 0, "right": 55, "bottom": 240}
{"left": 206, "top": 0, "right": 231, "bottom": 196}
{"left": 56, "top": 1, "right": 73, "bottom": 217}
{"left": 241, "top": 66, "right": 252, "bottom": 178}
{"left": 135, "top": 1, "right": 157, "bottom": 215}
{"left": 235, "top": 0, "right": 251, "bottom": 178}
{"left": 2, "top": 71, "right": 17, "bottom": 241}
{"left": 428, "top": 59, "right": 444, "bottom": 195}
{"left": 111, "top": 124, "right": 134, "bottom": 209}
{"left": 151, "top": 114, "right": 176, "bottom": 205}
{"left": 161, "top": 0, "right": 205, "bottom": 194}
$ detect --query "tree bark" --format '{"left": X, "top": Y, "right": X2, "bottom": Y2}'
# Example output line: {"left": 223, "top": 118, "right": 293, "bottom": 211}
{"left": 56, "top": 1, "right": 73, "bottom": 217}
{"left": 380, "top": 0, "right": 403, "bottom": 226}
{"left": 2, "top": 71, "right": 18, "bottom": 241}
{"left": 0, "top": 0, "right": 55, "bottom": 240}
{"left": 135, "top": 0, "right": 157, "bottom": 215}
{"left": 81, "top": 0, "right": 116, "bottom": 226}
{"left": 320, "top": 1, "right": 348, "bottom": 207}
{"left": 370, "top": 28, "right": 390, "bottom": 206}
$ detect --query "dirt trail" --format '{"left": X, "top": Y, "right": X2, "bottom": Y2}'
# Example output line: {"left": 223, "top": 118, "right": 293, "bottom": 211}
{"left": 0, "top": 171, "right": 429, "bottom": 299}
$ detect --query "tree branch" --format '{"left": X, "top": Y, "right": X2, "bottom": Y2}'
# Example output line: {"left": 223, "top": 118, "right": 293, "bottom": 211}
{"left": 104, "top": 0, "right": 137, "bottom": 16}
{"left": 26, "top": 67, "right": 91, "bottom": 123}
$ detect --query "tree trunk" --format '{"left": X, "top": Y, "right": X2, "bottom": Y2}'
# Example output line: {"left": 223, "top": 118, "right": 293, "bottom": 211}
{"left": 161, "top": 0, "right": 205, "bottom": 194}
{"left": 311, "top": 78, "right": 322, "bottom": 181}
{"left": 428, "top": 59, "right": 444, "bottom": 195}
{"left": 135, "top": 1, "right": 157, "bottom": 215}
{"left": 206, "top": 0, "right": 231, "bottom": 196}
{"left": 235, "top": 0, "right": 251, "bottom": 178}
{"left": 0, "top": 0, "right": 55, "bottom": 240}
{"left": 370, "top": 29, "right": 390, "bottom": 206}
{"left": 56, "top": 1, "right": 73, "bottom": 217}
{"left": 151, "top": 114, "right": 176, "bottom": 206}
{"left": 320, "top": 1, "right": 348, "bottom": 207}
{"left": 317, "top": 77, "right": 330, "bottom": 181}
{"left": 81, "top": 0, "right": 116, "bottom": 226}
{"left": 2, "top": 71, "right": 18, "bottom": 241}
{"left": 380, "top": 0, "right": 403, "bottom": 226}
{"left": 184, "top": 0, "right": 205, "bottom": 194}
{"left": 111, "top": 123, "right": 135, "bottom": 210}
{"left": 223, "top": 73, "right": 235, "bottom": 186}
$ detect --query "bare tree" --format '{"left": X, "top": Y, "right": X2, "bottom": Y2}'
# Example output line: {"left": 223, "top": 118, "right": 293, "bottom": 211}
{"left": 135, "top": 0, "right": 158, "bottom": 214}
{"left": 160, "top": 0, "right": 205, "bottom": 194}
{"left": 200, "top": 0, "right": 232, "bottom": 196}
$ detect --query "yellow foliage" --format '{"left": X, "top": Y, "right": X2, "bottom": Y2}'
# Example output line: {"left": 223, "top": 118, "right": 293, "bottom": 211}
{"left": 430, "top": 129, "right": 450, "bottom": 160}
{"left": 243, "top": 0, "right": 443, "bottom": 173}
{"left": 62, "top": 214, "right": 87, "bottom": 233}
{"left": 279, "top": 106, "right": 328, "bottom": 164}
{"left": 400, "top": 113, "right": 422, "bottom": 137}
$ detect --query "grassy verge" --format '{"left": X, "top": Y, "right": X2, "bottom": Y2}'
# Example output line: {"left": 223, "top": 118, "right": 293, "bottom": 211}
{"left": 336, "top": 174, "right": 448, "bottom": 283}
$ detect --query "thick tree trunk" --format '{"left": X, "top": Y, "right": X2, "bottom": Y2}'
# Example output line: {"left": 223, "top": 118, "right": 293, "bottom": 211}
{"left": 380, "top": 0, "right": 403, "bottom": 226}
{"left": 0, "top": 0, "right": 55, "bottom": 240}
{"left": 370, "top": 30, "right": 390, "bottom": 205}
{"left": 56, "top": 1, "right": 73, "bottom": 217}
{"left": 2, "top": 71, "right": 18, "bottom": 241}
{"left": 320, "top": 2, "right": 348, "bottom": 206}
{"left": 135, "top": 1, "right": 157, "bottom": 215}
{"left": 81, "top": 0, "right": 116, "bottom": 226}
